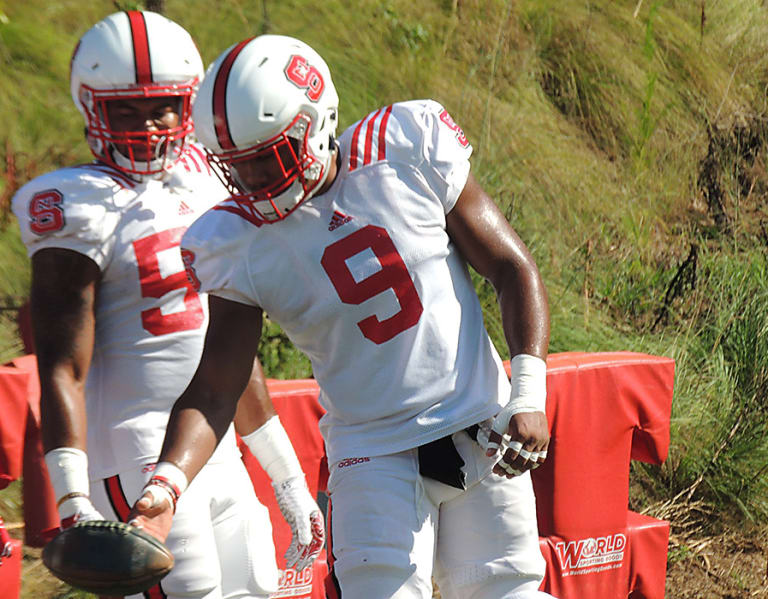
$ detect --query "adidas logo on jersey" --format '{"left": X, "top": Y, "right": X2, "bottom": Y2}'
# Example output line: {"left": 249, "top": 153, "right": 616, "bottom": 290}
{"left": 337, "top": 457, "right": 370, "bottom": 468}
{"left": 328, "top": 210, "right": 352, "bottom": 231}
{"left": 178, "top": 200, "right": 193, "bottom": 216}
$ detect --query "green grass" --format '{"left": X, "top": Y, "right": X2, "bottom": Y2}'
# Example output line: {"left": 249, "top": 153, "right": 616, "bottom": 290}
{"left": 3, "top": 0, "right": 768, "bottom": 570}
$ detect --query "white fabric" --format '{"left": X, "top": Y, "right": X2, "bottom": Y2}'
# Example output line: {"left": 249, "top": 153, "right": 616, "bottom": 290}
{"left": 506, "top": 353, "right": 548, "bottom": 415}
{"left": 326, "top": 430, "right": 547, "bottom": 599}
{"left": 182, "top": 100, "right": 510, "bottom": 464}
{"left": 90, "top": 458, "right": 279, "bottom": 599}
{"left": 240, "top": 415, "right": 303, "bottom": 482}
{"left": 12, "top": 145, "right": 238, "bottom": 479}
{"left": 44, "top": 447, "right": 104, "bottom": 522}
{"left": 44, "top": 447, "right": 90, "bottom": 502}
{"left": 141, "top": 461, "right": 189, "bottom": 512}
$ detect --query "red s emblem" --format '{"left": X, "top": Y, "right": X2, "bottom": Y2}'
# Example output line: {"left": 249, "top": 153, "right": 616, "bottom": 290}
{"left": 439, "top": 109, "right": 469, "bottom": 148}
{"left": 284, "top": 55, "right": 325, "bottom": 102}
{"left": 181, "top": 248, "right": 201, "bottom": 292}
{"left": 29, "top": 189, "right": 65, "bottom": 235}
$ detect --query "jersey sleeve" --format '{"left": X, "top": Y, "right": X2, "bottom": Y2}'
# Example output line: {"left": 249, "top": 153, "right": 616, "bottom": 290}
{"left": 181, "top": 209, "right": 260, "bottom": 307}
{"left": 387, "top": 100, "right": 473, "bottom": 214}
{"left": 11, "top": 167, "right": 125, "bottom": 269}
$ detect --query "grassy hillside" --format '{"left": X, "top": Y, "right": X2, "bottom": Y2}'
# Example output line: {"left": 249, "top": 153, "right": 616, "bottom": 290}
{"left": 3, "top": 0, "right": 768, "bottom": 595}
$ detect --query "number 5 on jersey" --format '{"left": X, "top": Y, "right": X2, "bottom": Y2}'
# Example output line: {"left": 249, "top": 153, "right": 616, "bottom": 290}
{"left": 321, "top": 225, "right": 423, "bottom": 345}
{"left": 133, "top": 228, "right": 204, "bottom": 336}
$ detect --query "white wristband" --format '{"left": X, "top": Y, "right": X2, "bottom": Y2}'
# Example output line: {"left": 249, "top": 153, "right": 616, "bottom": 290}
{"left": 241, "top": 416, "right": 303, "bottom": 483}
{"left": 507, "top": 354, "right": 547, "bottom": 415}
{"left": 150, "top": 462, "right": 189, "bottom": 495}
{"left": 44, "top": 447, "right": 90, "bottom": 505}
{"left": 142, "top": 462, "right": 189, "bottom": 513}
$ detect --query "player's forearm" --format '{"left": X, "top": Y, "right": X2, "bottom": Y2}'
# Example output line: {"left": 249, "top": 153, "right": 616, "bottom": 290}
{"left": 233, "top": 357, "right": 277, "bottom": 436}
{"left": 159, "top": 383, "right": 240, "bottom": 482}
{"left": 38, "top": 368, "right": 89, "bottom": 452}
{"left": 497, "top": 262, "right": 550, "bottom": 360}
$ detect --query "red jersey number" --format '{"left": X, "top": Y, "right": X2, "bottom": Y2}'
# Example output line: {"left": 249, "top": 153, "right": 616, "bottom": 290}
{"left": 321, "top": 225, "right": 423, "bottom": 344}
{"left": 133, "top": 228, "right": 204, "bottom": 336}
{"left": 29, "top": 189, "right": 65, "bottom": 235}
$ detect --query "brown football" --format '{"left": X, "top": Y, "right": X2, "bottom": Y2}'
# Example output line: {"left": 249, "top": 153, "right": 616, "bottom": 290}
{"left": 42, "top": 520, "right": 174, "bottom": 596}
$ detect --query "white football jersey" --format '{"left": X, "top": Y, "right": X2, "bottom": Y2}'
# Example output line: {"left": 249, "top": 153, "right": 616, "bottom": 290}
{"left": 12, "top": 144, "right": 238, "bottom": 479}
{"left": 183, "top": 101, "right": 511, "bottom": 463}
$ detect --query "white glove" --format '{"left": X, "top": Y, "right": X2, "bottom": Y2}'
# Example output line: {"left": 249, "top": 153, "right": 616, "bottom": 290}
{"left": 273, "top": 475, "right": 325, "bottom": 571}
{"left": 57, "top": 495, "right": 104, "bottom": 529}
{"left": 241, "top": 416, "right": 325, "bottom": 571}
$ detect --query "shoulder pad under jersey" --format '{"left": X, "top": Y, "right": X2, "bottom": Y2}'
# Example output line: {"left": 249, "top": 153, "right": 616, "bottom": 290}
{"left": 181, "top": 208, "right": 258, "bottom": 307}
{"left": 341, "top": 100, "right": 472, "bottom": 212}
{"left": 11, "top": 163, "right": 136, "bottom": 267}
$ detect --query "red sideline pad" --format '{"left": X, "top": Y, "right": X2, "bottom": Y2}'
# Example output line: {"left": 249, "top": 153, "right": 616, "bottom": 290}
{"left": 4, "top": 355, "right": 60, "bottom": 547}
{"left": 530, "top": 352, "right": 674, "bottom": 599}
{"left": 0, "top": 537, "right": 22, "bottom": 599}
{"left": 1, "top": 352, "right": 673, "bottom": 598}
{"left": 0, "top": 367, "right": 28, "bottom": 490}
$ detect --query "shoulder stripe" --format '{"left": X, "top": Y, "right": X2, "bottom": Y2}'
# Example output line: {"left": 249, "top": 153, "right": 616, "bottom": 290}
{"left": 348, "top": 117, "right": 367, "bottom": 171}
{"left": 74, "top": 163, "right": 137, "bottom": 189}
{"left": 362, "top": 108, "right": 382, "bottom": 168}
{"left": 349, "top": 105, "right": 393, "bottom": 172}
{"left": 186, "top": 144, "right": 212, "bottom": 175}
{"left": 377, "top": 105, "right": 393, "bottom": 161}
{"left": 213, "top": 199, "right": 265, "bottom": 227}
{"left": 212, "top": 38, "right": 254, "bottom": 151}
{"left": 126, "top": 11, "right": 152, "bottom": 84}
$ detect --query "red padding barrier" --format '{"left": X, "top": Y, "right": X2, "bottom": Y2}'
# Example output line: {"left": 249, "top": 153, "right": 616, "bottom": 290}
{"left": 4, "top": 355, "right": 60, "bottom": 547}
{"left": 531, "top": 352, "right": 674, "bottom": 599}
{"left": 1, "top": 352, "right": 673, "bottom": 598}
{"left": 0, "top": 367, "right": 28, "bottom": 491}
{"left": 0, "top": 534, "right": 22, "bottom": 599}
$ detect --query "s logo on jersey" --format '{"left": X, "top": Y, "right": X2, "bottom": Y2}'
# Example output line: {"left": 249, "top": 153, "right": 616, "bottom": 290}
{"left": 284, "top": 55, "right": 325, "bottom": 102}
{"left": 181, "top": 248, "right": 201, "bottom": 292}
{"left": 439, "top": 109, "right": 469, "bottom": 148}
{"left": 29, "top": 189, "right": 65, "bottom": 235}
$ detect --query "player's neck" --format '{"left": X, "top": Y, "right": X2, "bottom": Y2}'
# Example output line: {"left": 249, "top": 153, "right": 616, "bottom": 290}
{"left": 316, "top": 145, "right": 340, "bottom": 197}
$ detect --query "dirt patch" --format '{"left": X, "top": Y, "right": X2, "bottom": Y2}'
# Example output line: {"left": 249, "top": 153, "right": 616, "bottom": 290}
{"left": 666, "top": 528, "right": 768, "bottom": 598}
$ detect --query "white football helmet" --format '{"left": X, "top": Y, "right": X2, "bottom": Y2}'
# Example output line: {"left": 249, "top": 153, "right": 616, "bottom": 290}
{"left": 70, "top": 11, "right": 203, "bottom": 176}
{"left": 193, "top": 35, "right": 339, "bottom": 223}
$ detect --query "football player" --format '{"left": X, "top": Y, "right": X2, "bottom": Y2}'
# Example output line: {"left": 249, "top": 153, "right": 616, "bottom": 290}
{"left": 12, "top": 15, "right": 323, "bottom": 599}
{"left": 131, "top": 35, "right": 555, "bottom": 599}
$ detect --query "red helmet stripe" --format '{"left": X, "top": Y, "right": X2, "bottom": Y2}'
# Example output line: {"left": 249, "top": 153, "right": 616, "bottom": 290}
{"left": 126, "top": 11, "right": 153, "bottom": 84}
{"left": 213, "top": 38, "right": 255, "bottom": 150}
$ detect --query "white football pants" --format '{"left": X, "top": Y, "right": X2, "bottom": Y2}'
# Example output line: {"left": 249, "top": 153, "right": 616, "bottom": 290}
{"left": 90, "top": 457, "right": 279, "bottom": 599}
{"left": 326, "top": 428, "right": 557, "bottom": 599}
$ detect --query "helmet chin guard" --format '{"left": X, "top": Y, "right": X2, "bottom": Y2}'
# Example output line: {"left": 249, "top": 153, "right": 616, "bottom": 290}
{"left": 207, "top": 113, "right": 330, "bottom": 223}
{"left": 193, "top": 35, "right": 339, "bottom": 222}
{"left": 69, "top": 11, "right": 203, "bottom": 176}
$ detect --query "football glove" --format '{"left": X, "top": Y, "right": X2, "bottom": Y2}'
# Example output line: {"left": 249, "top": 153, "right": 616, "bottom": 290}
{"left": 272, "top": 475, "right": 325, "bottom": 571}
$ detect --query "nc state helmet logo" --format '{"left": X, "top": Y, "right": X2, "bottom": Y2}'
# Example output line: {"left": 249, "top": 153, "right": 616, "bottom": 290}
{"left": 284, "top": 55, "right": 325, "bottom": 102}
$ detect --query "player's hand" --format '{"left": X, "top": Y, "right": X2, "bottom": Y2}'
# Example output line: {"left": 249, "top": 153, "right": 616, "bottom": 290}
{"left": 58, "top": 495, "right": 105, "bottom": 530}
{"left": 127, "top": 488, "right": 174, "bottom": 544}
{"left": 273, "top": 476, "right": 325, "bottom": 571}
{"left": 482, "top": 409, "right": 550, "bottom": 478}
